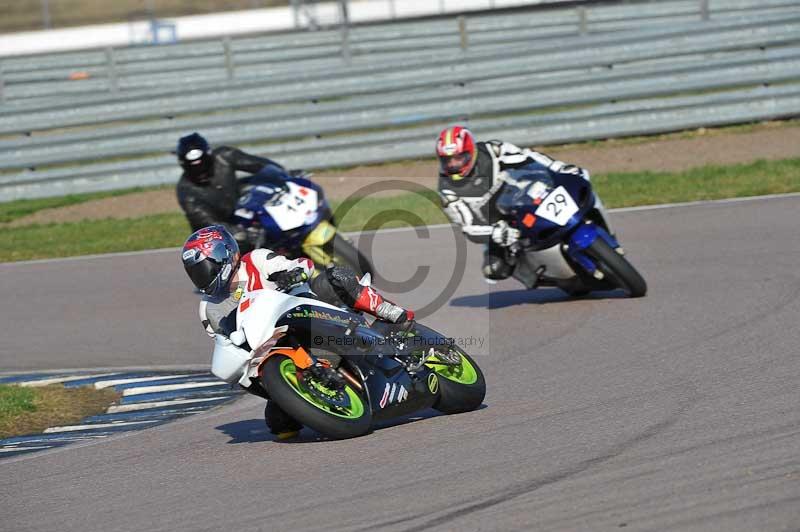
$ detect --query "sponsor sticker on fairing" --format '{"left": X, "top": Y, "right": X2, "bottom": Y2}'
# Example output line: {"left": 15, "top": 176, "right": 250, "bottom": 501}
{"left": 182, "top": 249, "right": 197, "bottom": 261}
{"left": 427, "top": 373, "right": 439, "bottom": 394}
{"left": 379, "top": 383, "right": 409, "bottom": 408}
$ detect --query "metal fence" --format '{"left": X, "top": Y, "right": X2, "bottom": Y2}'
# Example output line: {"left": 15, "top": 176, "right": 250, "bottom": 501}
{"left": 1, "top": 0, "right": 799, "bottom": 201}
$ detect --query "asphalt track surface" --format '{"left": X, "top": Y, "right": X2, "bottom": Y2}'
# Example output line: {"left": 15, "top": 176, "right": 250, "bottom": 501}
{"left": 1, "top": 196, "right": 799, "bottom": 531}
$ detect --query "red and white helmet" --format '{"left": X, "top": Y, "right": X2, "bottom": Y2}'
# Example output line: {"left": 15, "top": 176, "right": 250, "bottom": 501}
{"left": 436, "top": 126, "right": 478, "bottom": 180}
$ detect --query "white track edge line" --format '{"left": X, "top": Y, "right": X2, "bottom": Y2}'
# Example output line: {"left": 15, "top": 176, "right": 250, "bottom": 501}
{"left": 93, "top": 374, "right": 193, "bottom": 389}
{"left": 16, "top": 372, "right": 120, "bottom": 387}
{"left": 5, "top": 191, "right": 800, "bottom": 267}
{"left": 106, "top": 396, "right": 227, "bottom": 413}
{"left": 0, "top": 446, "right": 54, "bottom": 453}
{"left": 122, "top": 381, "right": 229, "bottom": 396}
{"left": 0, "top": 365, "right": 209, "bottom": 377}
{"left": 43, "top": 420, "right": 160, "bottom": 433}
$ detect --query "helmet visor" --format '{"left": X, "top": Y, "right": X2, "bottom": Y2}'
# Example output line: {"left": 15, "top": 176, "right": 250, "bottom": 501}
{"left": 183, "top": 154, "right": 213, "bottom": 184}
{"left": 185, "top": 258, "right": 223, "bottom": 294}
{"left": 184, "top": 148, "right": 205, "bottom": 163}
{"left": 439, "top": 152, "right": 473, "bottom": 176}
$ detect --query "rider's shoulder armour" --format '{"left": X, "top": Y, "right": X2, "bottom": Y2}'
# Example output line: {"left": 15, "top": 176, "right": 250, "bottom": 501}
{"left": 485, "top": 140, "right": 504, "bottom": 157}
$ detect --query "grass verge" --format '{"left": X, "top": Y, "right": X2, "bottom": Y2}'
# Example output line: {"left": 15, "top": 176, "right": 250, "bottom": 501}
{"left": 1, "top": 157, "right": 799, "bottom": 262}
{"left": 0, "top": 384, "right": 120, "bottom": 439}
{"left": 0, "top": 186, "right": 164, "bottom": 224}
{"left": 592, "top": 157, "right": 800, "bottom": 208}
{"left": 0, "top": 191, "right": 450, "bottom": 262}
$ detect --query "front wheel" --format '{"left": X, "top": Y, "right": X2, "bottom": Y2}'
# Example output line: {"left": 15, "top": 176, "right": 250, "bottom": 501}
{"left": 587, "top": 238, "right": 647, "bottom": 297}
{"left": 427, "top": 349, "right": 486, "bottom": 415}
{"left": 262, "top": 356, "right": 372, "bottom": 439}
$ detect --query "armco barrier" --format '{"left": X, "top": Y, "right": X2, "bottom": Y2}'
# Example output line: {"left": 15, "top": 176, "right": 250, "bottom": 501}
{"left": 0, "top": 0, "right": 798, "bottom": 201}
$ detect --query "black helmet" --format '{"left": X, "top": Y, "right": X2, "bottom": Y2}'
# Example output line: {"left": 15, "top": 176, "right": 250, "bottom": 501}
{"left": 181, "top": 225, "right": 241, "bottom": 298}
{"left": 177, "top": 133, "right": 213, "bottom": 184}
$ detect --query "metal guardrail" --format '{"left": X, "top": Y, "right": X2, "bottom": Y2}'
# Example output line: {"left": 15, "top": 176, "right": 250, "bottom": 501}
{"left": 0, "top": 1, "right": 797, "bottom": 90}
{"left": 3, "top": 6, "right": 798, "bottom": 111}
{"left": 3, "top": 14, "right": 798, "bottom": 130}
{"left": 0, "top": 2, "right": 714, "bottom": 69}
{"left": 5, "top": 88, "right": 798, "bottom": 201}
{"left": 4, "top": 47, "right": 800, "bottom": 169}
{"left": 1, "top": 0, "right": 795, "bottom": 73}
{"left": 1, "top": 0, "right": 799, "bottom": 201}
{"left": 4, "top": 42, "right": 796, "bottom": 154}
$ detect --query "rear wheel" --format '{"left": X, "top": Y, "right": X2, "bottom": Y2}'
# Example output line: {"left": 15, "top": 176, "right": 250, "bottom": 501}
{"left": 262, "top": 356, "right": 372, "bottom": 439}
{"left": 586, "top": 238, "right": 647, "bottom": 297}
{"left": 427, "top": 350, "right": 486, "bottom": 414}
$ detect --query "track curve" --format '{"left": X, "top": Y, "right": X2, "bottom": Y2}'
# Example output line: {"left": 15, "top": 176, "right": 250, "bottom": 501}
{"left": 1, "top": 196, "right": 799, "bottom": 531}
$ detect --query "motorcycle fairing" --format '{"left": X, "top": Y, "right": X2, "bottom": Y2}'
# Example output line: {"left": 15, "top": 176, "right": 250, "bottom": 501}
{"left": 301, "top": 220, "right": 338, "bottom": 266}
{"left": 236, "top": 288, "right": 344, "bottom": 359}
{"left": 232, "top": 170, "right": 333, "bottom": 257}
{"left": 366, "top": 363, "right": 438, "bottom": 423}
{"left": 498, "top": 167, "right": 595, "bottom": 251}
{"left": 564, "top": 223, "right": 621, "bottom": 277}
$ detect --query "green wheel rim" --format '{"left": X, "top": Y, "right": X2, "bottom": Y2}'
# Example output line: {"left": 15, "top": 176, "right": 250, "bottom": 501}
{"left": 278, "top": 359, "right": 365, "bottom": 419}
{"left": 426, "top": 351, "right": 478, "bottom": 385}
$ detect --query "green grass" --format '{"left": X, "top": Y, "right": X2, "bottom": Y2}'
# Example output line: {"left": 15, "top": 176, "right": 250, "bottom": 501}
{"left": 0, "top": 192, "right": 449, "bottom": 262}
{"left": 0, "top": 384, "right": 120, "bottom": 439}
{"left": 0, "top": 186, "right": 163, "bottom": 224}
{"left": 593, "top": 158, "right": 800, "bottom": 208}
{"left": 1, "top": 212, "right": 192, "bottom": 262}
{"left": 1, "top": 157, "right": 799, "bottom": 262}
{"left": 0, "top": 385, "right": 37, "bottom": 419}
{"left": 333, "top": 189, "right": 448, "bottom": 231}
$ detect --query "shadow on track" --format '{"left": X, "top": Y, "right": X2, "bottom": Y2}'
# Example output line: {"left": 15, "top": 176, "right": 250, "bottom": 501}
{"left": 215, "top": 406, "right": 486, "bottom": 444}
{"left": 449, "top": 288, "right": 626, "bottom": 309}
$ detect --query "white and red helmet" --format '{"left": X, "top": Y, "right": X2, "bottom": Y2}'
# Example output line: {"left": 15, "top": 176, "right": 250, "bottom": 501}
{"left": 436, "top": 126, "right": 478, "bottom": 180}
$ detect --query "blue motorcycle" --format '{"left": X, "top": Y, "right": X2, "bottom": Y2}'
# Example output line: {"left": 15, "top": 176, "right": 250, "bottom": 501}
{"left": 231, "top": 167, "right": 373, "bottom": 275}
{"left": 496, "top": 165, "right": 647, "bottom": 297}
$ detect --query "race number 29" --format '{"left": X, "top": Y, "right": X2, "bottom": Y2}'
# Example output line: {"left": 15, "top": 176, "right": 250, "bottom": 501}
{"left": 535, "top": 186, "right": 579, "bottom": 226}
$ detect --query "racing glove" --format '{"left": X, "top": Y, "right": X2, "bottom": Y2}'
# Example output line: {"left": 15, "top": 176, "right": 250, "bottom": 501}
{"left": 491, "top": 220, "right": 521, "bottom": 248}
{"left": 268, "top": 267, "right": 309, "bottom": 291}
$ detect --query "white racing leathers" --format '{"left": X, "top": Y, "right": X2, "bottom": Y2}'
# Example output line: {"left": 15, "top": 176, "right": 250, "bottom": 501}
{"left": 200, "top": 249, "right": 314, "bottom": 337}
{"left": 438, "top": 140, "right": 611, "bottom": 243}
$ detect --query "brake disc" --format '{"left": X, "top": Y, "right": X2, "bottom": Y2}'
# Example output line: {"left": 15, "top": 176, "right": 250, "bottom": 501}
{"left": 300, "top": 368, "right": 351, "bottom": 409}
{"left": 436, "top": 347, "right": 463, "bottom": 365}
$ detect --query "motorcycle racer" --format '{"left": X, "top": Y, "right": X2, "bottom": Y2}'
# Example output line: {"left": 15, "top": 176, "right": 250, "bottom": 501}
{"left": 176, "top": 132, "right": 303, "bottom": 250}
{"left": 181, "top": 225, "right": 414, "bottom": 437}
{"left": 435, "top": 125, "right": 606, "bottom": 281}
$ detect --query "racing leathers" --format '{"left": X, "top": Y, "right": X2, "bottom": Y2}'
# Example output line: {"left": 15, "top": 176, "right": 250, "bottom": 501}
{"left": 438, "top": 140, "right": 596, "bottom": 280}
{"left": 199, "top": 249, "right": 413, "bottom": 338}
{"left": 176, "top": 146, "right": 287, "bottom": 246}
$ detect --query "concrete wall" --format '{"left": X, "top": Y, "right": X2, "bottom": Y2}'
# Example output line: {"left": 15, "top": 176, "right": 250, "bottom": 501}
{"left": 0, "top": 0, "right": 574, "bottom": 57}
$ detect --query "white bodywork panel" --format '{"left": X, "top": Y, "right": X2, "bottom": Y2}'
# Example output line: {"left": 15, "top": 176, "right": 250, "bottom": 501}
{"left": 210, "top": 336, "right": 251, "bottom": 383}
{"left": 522, "top": 244, "right": 576, "bottom": 280}
{"left": 264, "top": 181, "right": 319, "bottom": 231}
{"left": 208, "top": 287, "right": 344, "bottom": 386}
